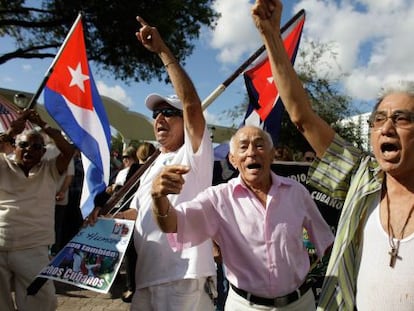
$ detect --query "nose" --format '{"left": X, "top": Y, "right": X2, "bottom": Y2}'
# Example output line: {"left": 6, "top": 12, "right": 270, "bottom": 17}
{"left": 246, "top": 144, "right": 257, "bottom": 156}
{"left": 379, "top": 117, "right": 397, "bottom": 135}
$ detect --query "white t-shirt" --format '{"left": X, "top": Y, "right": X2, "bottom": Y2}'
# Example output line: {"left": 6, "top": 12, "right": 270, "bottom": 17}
{"left": 114, "top": 166, "right": 129, "bottom": 186}
{"left": 130, "top": 127, "right": 215, "bottom": 289}
{"left": 356, "top": 202, "right": 414, "bottom": 310}
{"left": 44, "top": 144, "right": 75, "bottom": 206}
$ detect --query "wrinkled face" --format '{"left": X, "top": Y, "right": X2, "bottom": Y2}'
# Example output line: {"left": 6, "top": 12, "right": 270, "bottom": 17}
{"left": 229, "top": 126, "right": 274, "bottom": 188}
{"left": 369, "top": 92, "right": 414, "bottom": 178}
{"left": 14, "top": 133, "right": 45, "bottom": 169}
{"left": 152, "top": 103, "right": 184, "bottom": 152}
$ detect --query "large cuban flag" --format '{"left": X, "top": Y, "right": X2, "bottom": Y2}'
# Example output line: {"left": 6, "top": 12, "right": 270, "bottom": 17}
{"left": 243, "top": 10, "right": 305, "bottom": 145}
{"left": 44, "top": 15, "right": 111, "bottom": 218}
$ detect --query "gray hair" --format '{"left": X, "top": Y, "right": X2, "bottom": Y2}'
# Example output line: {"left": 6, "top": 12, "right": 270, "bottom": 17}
{"left": 373, "top": 80, "right": 414, "bottom": 112}
{"left": 15, "top": 129, "right": 44, "bottom": 145}
{"left": 229, "top": 126, "right": 274, "bottom": 155}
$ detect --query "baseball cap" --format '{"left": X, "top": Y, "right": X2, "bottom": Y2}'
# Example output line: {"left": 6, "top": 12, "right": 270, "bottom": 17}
{"left": 145, "top": 93, "right": 183, "bottom": 111}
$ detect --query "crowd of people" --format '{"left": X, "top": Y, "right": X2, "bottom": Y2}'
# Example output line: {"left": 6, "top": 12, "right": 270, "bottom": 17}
{"left": 1, "top": 0, "right": 414, "bottom": 310}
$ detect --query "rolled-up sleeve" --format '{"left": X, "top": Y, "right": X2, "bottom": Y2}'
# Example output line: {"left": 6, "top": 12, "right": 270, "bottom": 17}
{"left": 308, "top": 134, "right": 363, "bottom": 200}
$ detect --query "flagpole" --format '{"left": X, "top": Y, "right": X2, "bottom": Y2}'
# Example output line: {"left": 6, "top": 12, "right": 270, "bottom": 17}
{"left": 201, "top": 45, "right": 265, "bottom": 110}
{"left": 201, "top": 9, "right": 305, "bottom": 110}
{"left": 26, "top": 13, "right": 83, "bottom": 110}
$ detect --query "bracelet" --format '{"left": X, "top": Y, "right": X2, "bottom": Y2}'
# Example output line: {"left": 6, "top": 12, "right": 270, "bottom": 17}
{"left": 163, "top": 60, "right": 177, "bottom": 68}
{"left": 153, "top": 203, "right": 170, "bottom": 218}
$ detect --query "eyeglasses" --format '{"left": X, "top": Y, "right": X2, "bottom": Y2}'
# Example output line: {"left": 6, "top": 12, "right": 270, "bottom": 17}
{"left": 368, "top": 110, "right": 414, "bottom": 130}
{"left": 17, "top": 141, "right": 44, "bottom": 151}
{"left": 152, "top": 108, "right": 183, "bottom": 119}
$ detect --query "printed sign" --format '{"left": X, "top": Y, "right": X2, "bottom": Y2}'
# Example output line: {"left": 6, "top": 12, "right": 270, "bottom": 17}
{"left": 37, "top": 217, "right": 134, "bottom": 293}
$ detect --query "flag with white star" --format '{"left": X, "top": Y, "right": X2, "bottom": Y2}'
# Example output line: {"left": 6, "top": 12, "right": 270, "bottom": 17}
{"left": 243, "top": 10, "right": 305, "bottom": 145}
{"left": 44, "top": 16, "right": 111, "bottom": 218}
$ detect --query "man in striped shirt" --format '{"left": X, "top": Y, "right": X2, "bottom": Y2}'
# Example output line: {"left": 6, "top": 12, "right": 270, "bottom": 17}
{"left": 254, "top": 0, "right": 414, "bottom": 310}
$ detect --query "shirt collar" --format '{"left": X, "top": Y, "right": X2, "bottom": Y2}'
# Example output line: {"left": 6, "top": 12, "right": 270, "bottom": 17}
{"left": 232, "top": 171, "right": 292, "bottom": 194}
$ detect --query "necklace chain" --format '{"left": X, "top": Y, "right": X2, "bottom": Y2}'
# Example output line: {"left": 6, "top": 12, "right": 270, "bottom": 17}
{"left": 385, "top": 187, "right": 414, "bottom": 267}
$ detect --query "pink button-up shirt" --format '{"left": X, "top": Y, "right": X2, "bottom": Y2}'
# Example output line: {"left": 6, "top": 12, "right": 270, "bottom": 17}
{"left": 173, "top": 172, "right": 334, "bottom": 298}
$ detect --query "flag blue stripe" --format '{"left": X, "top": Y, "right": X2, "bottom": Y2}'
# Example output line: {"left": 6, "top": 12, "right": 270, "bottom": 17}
{"left": 88, "top": 68, "right": 111, "bottom": 145}
{"left": 263, "top": 97, "right": 284, "bottom": 144}
{"left": 44, "top": 88, "right": 107, "bottom": 172}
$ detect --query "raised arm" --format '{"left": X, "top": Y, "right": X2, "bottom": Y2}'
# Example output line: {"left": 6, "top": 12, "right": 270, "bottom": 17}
{"left": 28, "top": 111, "right": 75, "bottom": 174}
{"left": 136, "top": 17, "right": 205, "bottom": 153}
{"left": 251, "top": 0, "right": 335, "bottom": 157}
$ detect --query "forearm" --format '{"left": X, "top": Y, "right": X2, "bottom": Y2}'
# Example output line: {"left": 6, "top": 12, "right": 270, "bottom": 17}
{"left": 44, "top": 126, "right": 74, "bottom": 157}
{"left": 43, "top": 126, "right": 75, "bottom": 173}
{"left": 115, "top": 208, "right": 137, "bottom": 221}
{"left": 158, "top": 48, "right": 205, "bottom": 148}
{"left": 151, "top": 195, "right": 177, "bottom": 233}
{"left": 261, "top": 21, "right": 335, "bottom": 156}
{"left": 158, "top": 49, "right": 201, "bottom": 109}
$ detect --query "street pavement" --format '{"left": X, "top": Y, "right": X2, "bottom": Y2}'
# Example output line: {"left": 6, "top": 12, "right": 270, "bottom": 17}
{"left": 56, "top": 270, "right": 130, "bottom": 311}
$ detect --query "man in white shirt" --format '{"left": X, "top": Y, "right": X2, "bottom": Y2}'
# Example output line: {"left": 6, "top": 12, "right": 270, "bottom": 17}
{"left": 86, "top": 16, "right": 215, "bottom": 310}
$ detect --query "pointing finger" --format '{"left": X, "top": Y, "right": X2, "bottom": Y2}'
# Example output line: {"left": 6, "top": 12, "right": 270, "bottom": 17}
{"left": 136, "top": 16, "right": 148, "bottom": 27}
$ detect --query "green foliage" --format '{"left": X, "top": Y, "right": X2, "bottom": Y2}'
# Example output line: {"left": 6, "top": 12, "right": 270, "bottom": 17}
{"left": 110, "top": 133, "right": 124, "bottom": 154}
{"left": 0, "top": 0, "right": 218, "bottom": 82}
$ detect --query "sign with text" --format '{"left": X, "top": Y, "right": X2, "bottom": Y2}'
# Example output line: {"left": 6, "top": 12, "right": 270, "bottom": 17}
{"left": 37, "top": 218, "right": 134, "bottom": 293}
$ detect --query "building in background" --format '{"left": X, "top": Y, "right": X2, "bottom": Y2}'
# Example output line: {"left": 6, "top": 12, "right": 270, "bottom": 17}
{"left": 340, "top": 112, "right": 371, "bottom": 152}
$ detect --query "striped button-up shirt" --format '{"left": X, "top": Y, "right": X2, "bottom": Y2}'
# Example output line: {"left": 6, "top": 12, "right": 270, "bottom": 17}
{"left": 308, "top": 134, "right": 384, "bottom": 310}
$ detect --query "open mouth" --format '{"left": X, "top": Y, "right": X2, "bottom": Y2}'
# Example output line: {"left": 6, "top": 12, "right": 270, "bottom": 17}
{"left": 23, "top": 153, "right": 34, "bottom": 160}
{"left": 156, "top": 126, "right": 168, "bottom": 133}
{"left": 247, "top": 163, "right": 262, "bottom": 170}
{"left": 380, "top": 142, "right": 399, "bottom": 153}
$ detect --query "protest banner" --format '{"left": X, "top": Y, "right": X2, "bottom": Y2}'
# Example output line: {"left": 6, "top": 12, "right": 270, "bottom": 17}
{"left": 35, "top": 218, "right": 134, "bottom": 294}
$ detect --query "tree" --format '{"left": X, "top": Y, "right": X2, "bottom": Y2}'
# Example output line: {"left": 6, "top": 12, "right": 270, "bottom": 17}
{"left": 0, "top": 0, "right": 218, "bottom": 82}
{"left": 221, "top": 40, "right": 366, "bottom": 154}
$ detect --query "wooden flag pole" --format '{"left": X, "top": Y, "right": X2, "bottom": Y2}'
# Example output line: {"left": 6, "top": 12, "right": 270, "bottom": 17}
{"left": 201, "top": 9, "right": 305, "bottom": 110}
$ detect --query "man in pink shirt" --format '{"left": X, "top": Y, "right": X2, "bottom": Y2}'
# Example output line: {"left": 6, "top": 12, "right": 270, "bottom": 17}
{"left": 151, "top": 125, "right": 334, "bottom": 310}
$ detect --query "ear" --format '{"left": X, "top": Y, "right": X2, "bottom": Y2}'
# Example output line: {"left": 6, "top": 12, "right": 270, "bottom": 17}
{"left": 228, "top": 153, "right": 238, "bottom": 170}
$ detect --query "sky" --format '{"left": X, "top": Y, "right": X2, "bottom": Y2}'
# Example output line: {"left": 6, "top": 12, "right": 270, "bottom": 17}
{"left": 1, "top": 0, "right": 414, "bottom": 129}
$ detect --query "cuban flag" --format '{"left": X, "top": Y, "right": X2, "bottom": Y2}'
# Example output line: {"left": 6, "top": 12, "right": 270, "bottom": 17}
{"left": 243, "top": 10, "right": 305, "bottom": 144}
{"left": 44, "top": 15, "right": 111, "bottom": 218}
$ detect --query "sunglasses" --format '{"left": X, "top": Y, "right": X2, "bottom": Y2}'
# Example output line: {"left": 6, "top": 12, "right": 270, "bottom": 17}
{"left": 17, "top": 141, "right": 44, "bottom": 151}
{"left": 152, "top": 108, "right": 183, "bottom": 119}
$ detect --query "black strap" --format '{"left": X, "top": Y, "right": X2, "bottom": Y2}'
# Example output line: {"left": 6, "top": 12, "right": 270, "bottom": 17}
{"left": 26, "top": 277, "right": 48, "bottom": 296}
{"left": 101, "top": 148, "right": 160, "bottom": 215}
{"left": 230, "top": 281, "right": 312, "bottom": 307}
